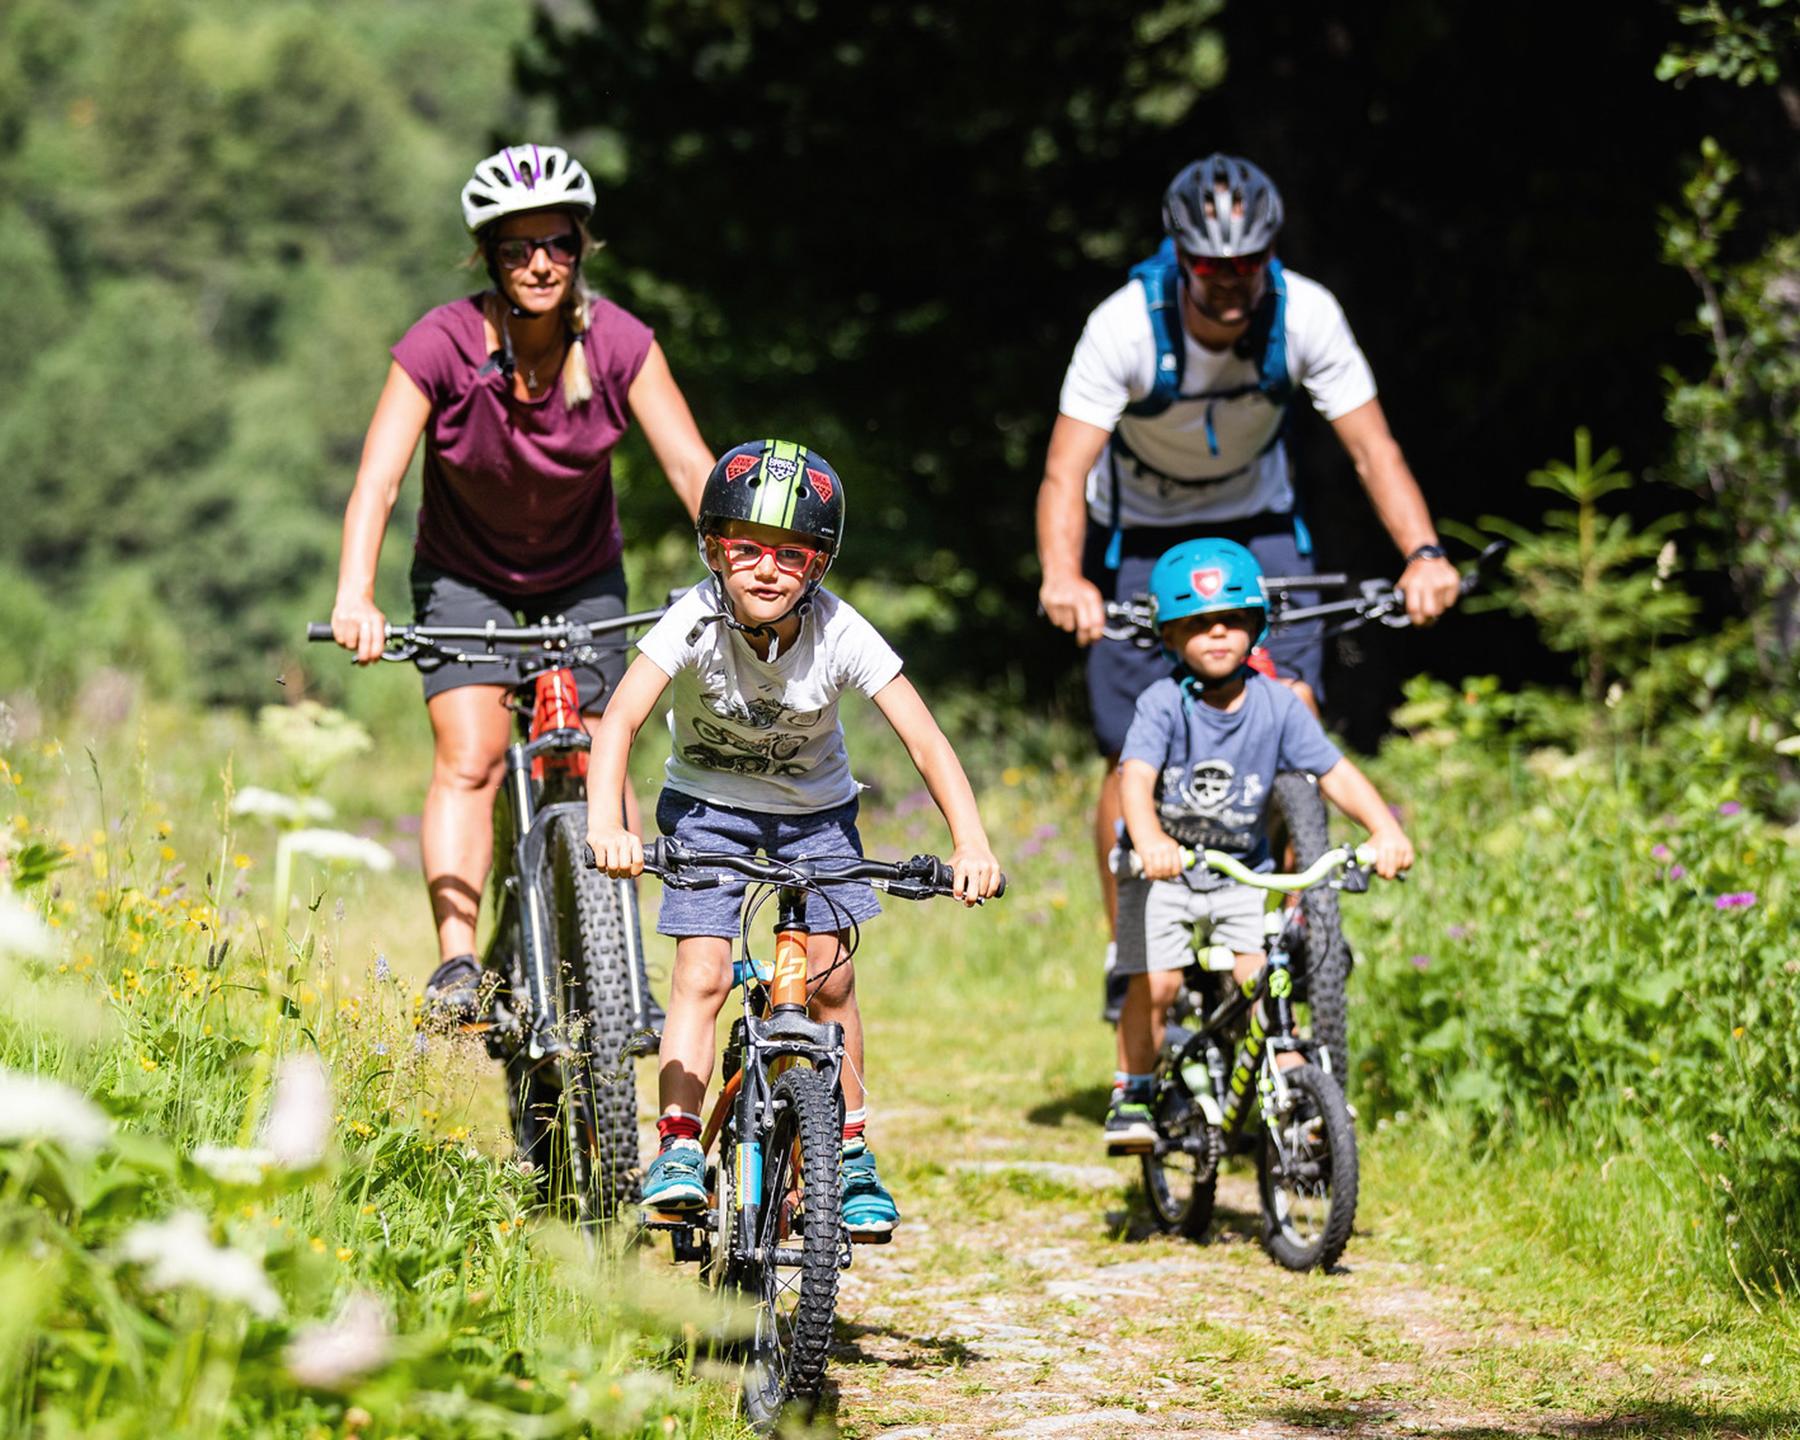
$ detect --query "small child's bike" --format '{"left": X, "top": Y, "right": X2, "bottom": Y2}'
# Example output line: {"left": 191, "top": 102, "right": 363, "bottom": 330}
{"left": 634, "top": 837, "right": 1002, "bottom": 1430}
{"left": 1113, "top": 841, "right": 1384, "bottom": 1271}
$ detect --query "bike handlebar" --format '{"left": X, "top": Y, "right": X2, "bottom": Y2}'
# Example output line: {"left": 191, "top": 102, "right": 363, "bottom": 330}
{"left": 305, "top": 592, "right": 693, "bottom": 663}
{"left": 1110, "top": 841, "right": 1387, "bottom": 893}
{"left": 635, "top": 836, "right": 1006, "bottom": 902}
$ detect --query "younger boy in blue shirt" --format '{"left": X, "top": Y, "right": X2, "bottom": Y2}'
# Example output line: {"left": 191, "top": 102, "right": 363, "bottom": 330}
{"left": 1105, "top": 537, "right": 1413, "bottom": 1153}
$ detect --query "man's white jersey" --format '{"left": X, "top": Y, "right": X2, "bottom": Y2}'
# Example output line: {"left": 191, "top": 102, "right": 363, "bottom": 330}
{"left": 1057, "top": 267, "right": 1377, "bottom": 529}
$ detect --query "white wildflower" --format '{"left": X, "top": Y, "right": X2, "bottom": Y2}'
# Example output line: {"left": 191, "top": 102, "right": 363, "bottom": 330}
{"left": 1655, "top": 539, "right": 1677, "bottom": 581}
{"left": 0, "top": 1068, "right": 111, "bottom": 1155}
{"left": 119, "top": 1211, "right": 281, "bottom": 1318}
{"left": 1604, "top": 681, "right": 1624, "bottom": 710}
{"left": 231, "top": 787, "right": 334, "bottom": 824}
{"left": 264, "top": 1053, "right": 330, "bottom": 1168}
{"left": 0, "top": 892, "right": 53, "bottom": 959}
{"left": 280, "top": 829, "right": 394, "bottom": 873}
{"left": 191, "top": 1145, "right": 276, "bottom": 1186}
{"left": 285, "top": 1291, "right": 393, "bottom": 1389}
{"left": 1775, "top": 734, "right": 1800, "bottom": 757}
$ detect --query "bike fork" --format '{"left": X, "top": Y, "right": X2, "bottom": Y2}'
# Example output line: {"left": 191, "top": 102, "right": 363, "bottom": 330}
{"left": 503, "top": 744, "right": 559, "bottom": 1061}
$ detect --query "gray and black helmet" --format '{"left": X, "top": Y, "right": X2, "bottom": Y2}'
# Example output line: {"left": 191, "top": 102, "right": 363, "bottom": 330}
{"left": 1162, "top": 154, "right": 1284, "bottom": 258}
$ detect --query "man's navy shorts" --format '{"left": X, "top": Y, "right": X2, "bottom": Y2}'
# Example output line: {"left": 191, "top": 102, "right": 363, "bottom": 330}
{"left": 409, "top": 558, "right": 629, "bottom": 713}
{"left": 654, "top": 789, "right": 883, "bottom": 938}
{"left": 1081, "top": 517, "right": 1324, "bottom": 758}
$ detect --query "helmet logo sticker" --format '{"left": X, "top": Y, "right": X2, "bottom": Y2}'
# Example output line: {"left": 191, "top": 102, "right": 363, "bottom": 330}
{"left": 805, "top": 467, "right": 834, "bottom": 502}
{"left": 1191, "top": 567, "right": 1224, "bottom": 599}
{"left": 724, "top": 453, "right": 760, "bottom": 483}
{"left": 766, "top": 456, "right": 797, "bottom": 483}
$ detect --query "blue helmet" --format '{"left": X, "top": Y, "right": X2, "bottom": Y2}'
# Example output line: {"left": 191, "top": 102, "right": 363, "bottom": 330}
{"left": 1147, "top": 537, "right": 1270, "bottom": 648}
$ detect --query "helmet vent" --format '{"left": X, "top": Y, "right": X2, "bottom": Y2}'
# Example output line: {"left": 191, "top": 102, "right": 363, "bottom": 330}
{"left": 543, "top": 152, "right": 559, "bottom": 177}
{"left": 487, "top": 165, "right": 511, "bottom": 187}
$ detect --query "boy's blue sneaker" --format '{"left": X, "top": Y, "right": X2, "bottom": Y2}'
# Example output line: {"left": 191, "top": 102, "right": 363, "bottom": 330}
{"left": 642, "top": 1139, "right": 707, "bottom": 1211}
{"left": 840, "top": 1143, "right": 900, "bottom": 1238}
{"left": 1104, "top": 1093, "right": 1157, "bottom": 1155}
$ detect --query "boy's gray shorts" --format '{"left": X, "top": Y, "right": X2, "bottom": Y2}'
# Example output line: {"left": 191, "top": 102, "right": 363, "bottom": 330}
{"left": 1113, "top": 875, "right": 1265, "bottom": 975}
{"left": 654, "top": 789, "right": 882, "bottom": 938}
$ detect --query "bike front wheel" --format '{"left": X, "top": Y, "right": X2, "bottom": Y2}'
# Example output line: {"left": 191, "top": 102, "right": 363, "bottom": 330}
{"left": 1255, "top": 1061, "right": 1358, "bottom": 1272}
{"left": 546, "top": 811, "right": 641, "bottom": 1223}
{"left": 741, "top": 1066, "right": 842, "bottom": 1431}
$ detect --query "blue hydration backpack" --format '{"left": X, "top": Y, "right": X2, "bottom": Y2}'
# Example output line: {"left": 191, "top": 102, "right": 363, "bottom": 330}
{"left": 1102, "top": 240, "right": 1296, "bottom": 569}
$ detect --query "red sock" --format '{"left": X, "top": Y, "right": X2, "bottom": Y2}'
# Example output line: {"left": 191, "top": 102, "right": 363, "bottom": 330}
{"left": 842, "top": 1107, "right": 867, "bottom": 1146}
{"left": 657, "top": 1112, "right": 701, "bottom": 1149}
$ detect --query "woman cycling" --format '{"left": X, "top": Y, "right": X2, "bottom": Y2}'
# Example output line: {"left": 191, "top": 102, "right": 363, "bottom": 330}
{"left": 329, "top": 143, "right": 713, "bottom": 1018}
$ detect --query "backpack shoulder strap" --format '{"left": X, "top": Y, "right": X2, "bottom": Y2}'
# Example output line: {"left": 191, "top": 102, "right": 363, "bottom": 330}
{"left": 1257, "top": 257, "right": 1293, "bottom": 406}
{"left": 1124, "top": 238, "right": 1183, "bottom": 419}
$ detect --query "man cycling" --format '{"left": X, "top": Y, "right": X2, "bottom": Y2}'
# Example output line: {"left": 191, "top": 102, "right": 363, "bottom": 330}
{"left": 1034, "top": 153, "right": 1460, "bottom": 1020}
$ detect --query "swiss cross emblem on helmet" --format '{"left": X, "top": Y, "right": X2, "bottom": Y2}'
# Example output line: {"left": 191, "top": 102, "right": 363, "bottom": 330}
{"left": 1191, "top": 567, "right": 1225, "bottom": 599}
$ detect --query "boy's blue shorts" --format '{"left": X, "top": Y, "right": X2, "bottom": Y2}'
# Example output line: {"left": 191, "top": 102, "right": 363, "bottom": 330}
{"left": 653, "top": 789, "right": 883, "bottom": 938}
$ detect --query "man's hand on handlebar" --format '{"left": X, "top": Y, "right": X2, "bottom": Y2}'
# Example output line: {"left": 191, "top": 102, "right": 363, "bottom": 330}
{"left": 1397, "top": 555, "right": 1461, "bottom": 627}
{"left": 1039, "top": 573, "right": 1109, "bottom": 648}
{"left": 588, "top": 824, "right": 644, "bottom": 879}
{"left": 331, "top": 595, "right": 388, "bottom": 665}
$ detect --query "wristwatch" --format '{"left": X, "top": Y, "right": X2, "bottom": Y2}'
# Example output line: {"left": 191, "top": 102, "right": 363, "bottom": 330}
{"left": 1405, "top": 543, "right": 1448, "bottom": 564}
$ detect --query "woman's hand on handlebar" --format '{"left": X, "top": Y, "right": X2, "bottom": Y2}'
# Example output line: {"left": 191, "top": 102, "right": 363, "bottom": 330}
{"left": 588, "top": 822, "right": 644, "bottom": 879}
{"left": 1039, "top": 573, "right": 1108, "bottom": 647}
{"left": 331, "top": 594, "right": 389, "bottom": 665}
{"left": 949, "top": 841, "right": 1004, "bottom": 906}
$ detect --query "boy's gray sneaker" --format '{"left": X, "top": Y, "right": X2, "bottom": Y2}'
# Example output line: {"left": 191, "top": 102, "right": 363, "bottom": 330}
{"left": 1104, "top": 1094, "right": 1157, "bottom": 1155}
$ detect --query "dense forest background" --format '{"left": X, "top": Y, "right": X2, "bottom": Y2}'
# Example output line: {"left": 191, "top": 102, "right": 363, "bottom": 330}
{"left": 2, "top": 0, "right": 1795, "bottom": 746}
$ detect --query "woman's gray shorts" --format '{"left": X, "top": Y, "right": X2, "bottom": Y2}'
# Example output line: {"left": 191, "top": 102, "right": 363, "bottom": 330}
{"left": 409, "top": 559, "right": 629, "bottom": 713}
{"left": 654, "top": 789, "right": 882, "bottom": 939}
{"left": 1113, "top": 875, "right": 1265, "bottom": 975}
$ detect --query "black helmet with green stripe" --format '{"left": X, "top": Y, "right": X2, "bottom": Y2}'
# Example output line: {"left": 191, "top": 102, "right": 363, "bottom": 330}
{"left": 697, "top": 438, "right": 844, "bottom": 558}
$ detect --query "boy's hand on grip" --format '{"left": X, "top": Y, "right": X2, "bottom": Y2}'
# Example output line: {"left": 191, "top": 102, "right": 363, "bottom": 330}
{"left": 1138, "top": 834, "right": 1185, "bottom": 881}
{"left": 949, "top": 842, "right": 1003, "bottom": 906}
{"left": 587, "top": 824, "right": 643, "bottom": 878}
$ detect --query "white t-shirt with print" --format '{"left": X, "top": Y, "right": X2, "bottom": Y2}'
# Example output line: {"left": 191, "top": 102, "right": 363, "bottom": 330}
{"left": 1057, "top": 267, "right": 1378, "bottom": 529}
{"left": 634, "top": 582, "right": 904, "bottom": 814}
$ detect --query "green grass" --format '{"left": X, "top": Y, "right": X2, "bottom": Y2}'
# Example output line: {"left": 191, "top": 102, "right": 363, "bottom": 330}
{"left": 7, "top": 684, "right": 1800, "bottom": 1436}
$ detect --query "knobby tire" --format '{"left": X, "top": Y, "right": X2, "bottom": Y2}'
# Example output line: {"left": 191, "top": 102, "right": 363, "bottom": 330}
{"left": 546, "top": 811, "right": 641, "bottom": 1223}
{"left": 1142, "top": 1078, "right": 1218, "bottom": 1241}
{"left": 1256, "top": 1061, "right": 1358, "bottom": 1272}
{"left": 1269, "top": 771, "right": 1351, "bottom": 1081}
{"left": 742, "top": 1066, "right": 841, "bottom": 1430}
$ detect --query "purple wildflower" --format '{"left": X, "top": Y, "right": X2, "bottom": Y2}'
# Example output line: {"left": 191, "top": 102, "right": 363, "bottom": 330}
{"left": 1719, "top": 801, "right": 1743, "bottom": 817}
{"left": 1446, "top": 924, "right": 1472, "bottom": 941}
{"left": 1017, "top": 837, "right": 1045, "bottom": 860}
{"left": 412, "top": 1031, "right": 429, "bottom": 1056}
{"left": 1668, "top": 865, "right": 1687, "bottom": 881}
{"left": 1714, "top": 891, "right": 1758, "bottom": 911}
{"left": 1034, "top": 822, "right": 1060, "bottom": 842}
{"left": 374, "top": 953, "right": 391, "bottom": 983}
{"left": 1650, "top": 844, "right": 1671, "bottom": 861}
{"left": 1410, "top": 954, "right": 1431, "bottom": 971}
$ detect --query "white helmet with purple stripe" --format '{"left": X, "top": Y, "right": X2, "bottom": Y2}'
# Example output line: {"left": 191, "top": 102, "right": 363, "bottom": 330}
{"left": 460, "top": 144, "right": 596, "bottom": 235}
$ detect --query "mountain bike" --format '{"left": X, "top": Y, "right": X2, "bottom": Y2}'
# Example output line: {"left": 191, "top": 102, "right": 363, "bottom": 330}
{"left": 1100, "top": 540, "right": 1504, "bottom": 1080}
{"left": 306, "top": 609, "right": 670, "bottom": 1223}
{"left": 1112, "top": 841, "right": 1386, "bottom": 1271}
{"left": 633, "top": 836, "right": 1003, "bottom": 1431}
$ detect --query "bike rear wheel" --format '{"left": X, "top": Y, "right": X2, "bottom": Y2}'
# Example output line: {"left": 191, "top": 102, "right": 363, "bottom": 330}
{"left": 545, "top": 811, "right": 641, "bottom": 1223}
{"left": 1255, "top": 1061, "right": 1358, "bottom": 1272}
{"left": 1141, "top": 1080, "right": 1218, "bottom": 1241}
{"left": 741, "top": 1066, "right": 841, "bottom": 1430}
{"left": 1269, "top": 771, "right": 1351, "bottom": 1082}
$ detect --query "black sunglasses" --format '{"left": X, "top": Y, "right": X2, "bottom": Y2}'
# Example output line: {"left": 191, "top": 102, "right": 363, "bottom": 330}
{"left": 490, "top": 231, "right": 582, "bottom": 269}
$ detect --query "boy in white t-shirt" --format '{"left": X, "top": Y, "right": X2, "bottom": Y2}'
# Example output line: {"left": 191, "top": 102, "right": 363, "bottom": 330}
{"left": 588, "top": 438, "right": 1002, "bottom": 1233}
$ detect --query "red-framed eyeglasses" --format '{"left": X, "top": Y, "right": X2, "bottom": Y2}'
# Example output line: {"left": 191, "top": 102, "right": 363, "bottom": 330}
{"left": 1180, "top": 248, "right": 1271, "bottom": 279}
{"left": 711, "top": 535, "right": 823, "bottom": 577}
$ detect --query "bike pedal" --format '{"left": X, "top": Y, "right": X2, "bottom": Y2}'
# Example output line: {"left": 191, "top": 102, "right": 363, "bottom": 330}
{"left": 848, "top": 1229, "right": 893, "bottom": 1246}
{"left": 640, "top": 1208, "right": 709, "bottom": 1229}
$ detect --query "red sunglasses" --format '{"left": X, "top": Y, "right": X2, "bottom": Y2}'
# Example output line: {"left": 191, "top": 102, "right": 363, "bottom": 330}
{"left": 711, "top": 535, "right": 822, "bottom": 577}
{"left": 1180, "top": 248, "right": 1270, "bottom": 279}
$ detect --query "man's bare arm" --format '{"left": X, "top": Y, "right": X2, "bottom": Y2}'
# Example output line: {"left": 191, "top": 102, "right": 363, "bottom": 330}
{"left": 1329, "top": 398, "right": 1461, "bottom": 624}
{"left": 1036, "top": 414, "right": 1113, "bottom": 645}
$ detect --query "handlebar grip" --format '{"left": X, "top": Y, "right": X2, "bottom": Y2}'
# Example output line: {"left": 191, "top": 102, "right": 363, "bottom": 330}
{"left": 306, "top": 622, "right": 334, "bottom": 642}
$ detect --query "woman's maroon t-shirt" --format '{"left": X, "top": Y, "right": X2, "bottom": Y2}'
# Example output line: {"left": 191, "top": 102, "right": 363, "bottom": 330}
{"left": 391, "top": 294, "right": 654, "bottom": 594}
